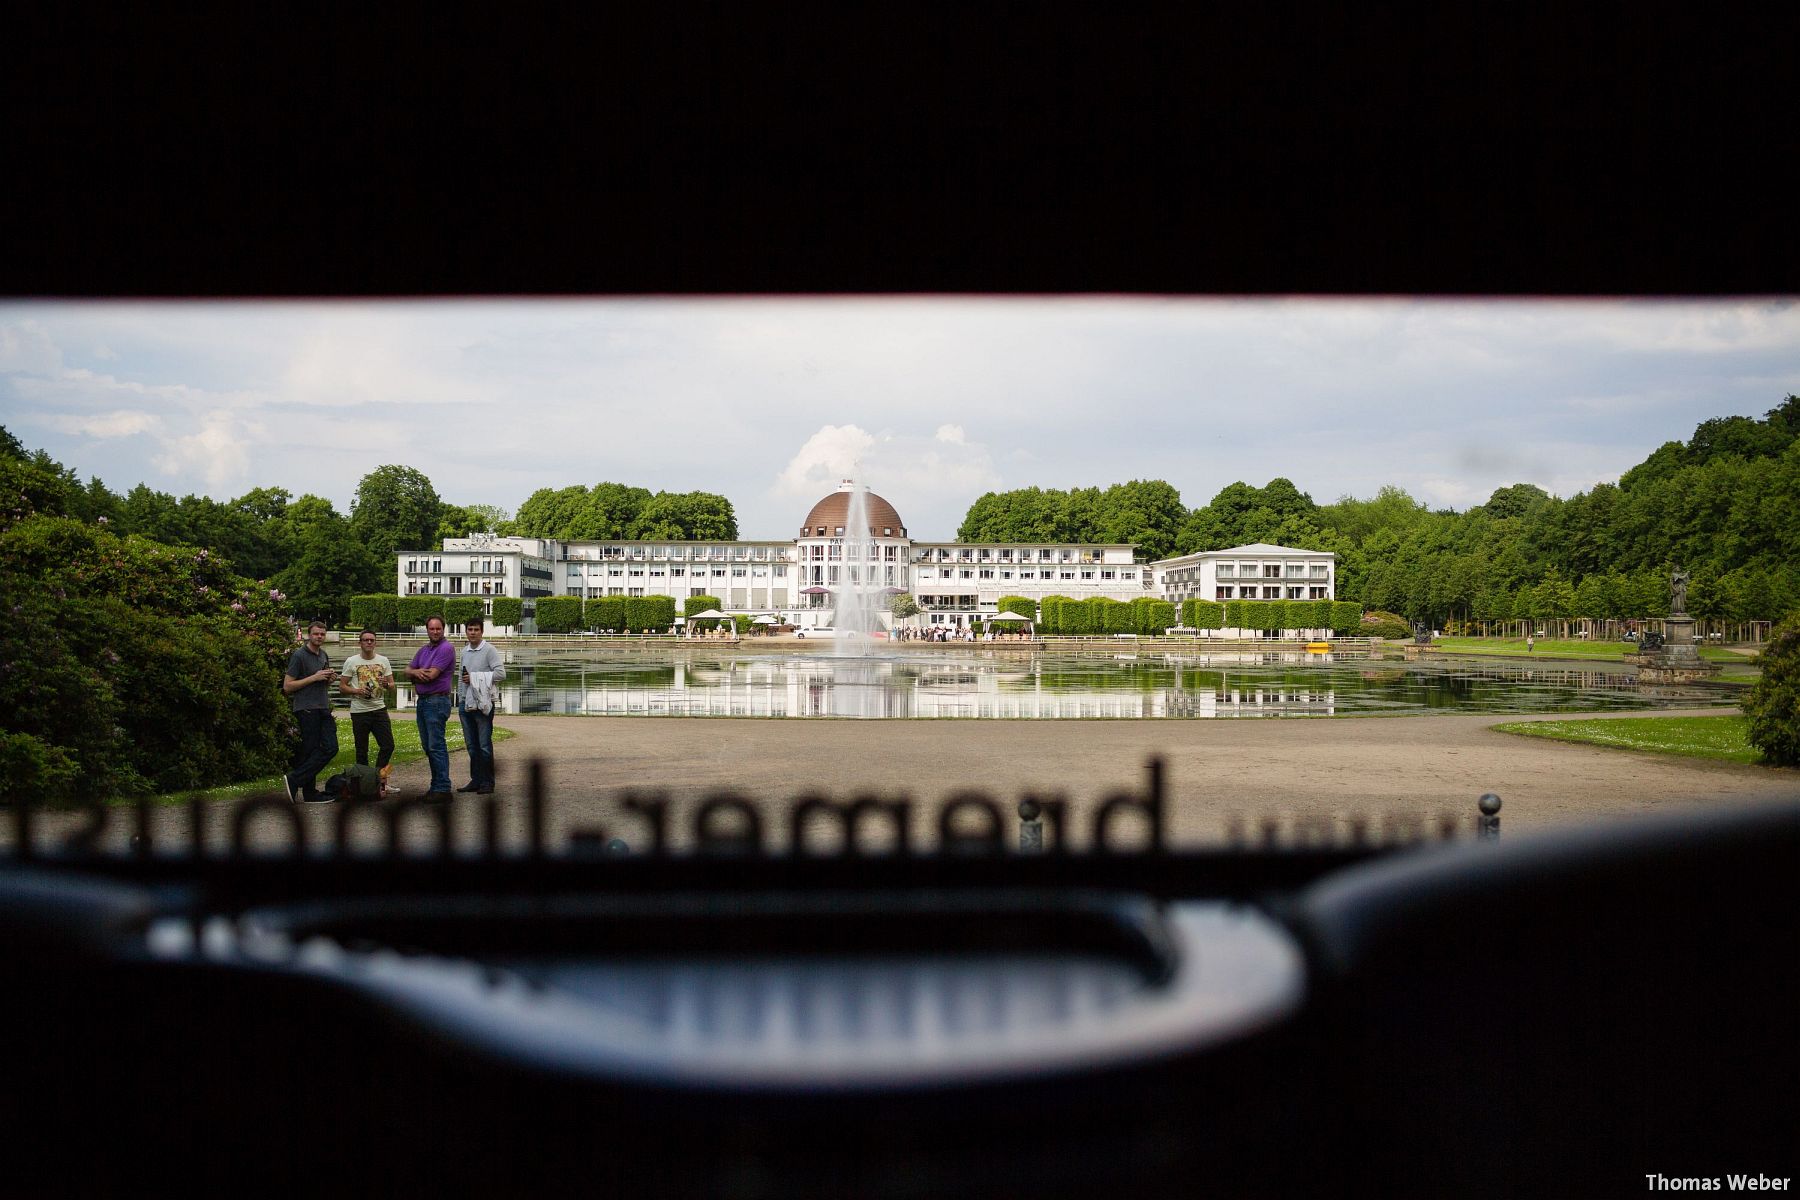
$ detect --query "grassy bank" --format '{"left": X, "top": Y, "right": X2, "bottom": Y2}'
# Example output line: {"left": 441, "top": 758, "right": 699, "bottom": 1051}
{"left": 155, "top": 717, "right": 517, "bottom": 803}
{"left": 1436, "top": 636, "right": 1750, "bottom": 664}
{"left": 1493, "top": 714, "right": 1761, "bottom": 764}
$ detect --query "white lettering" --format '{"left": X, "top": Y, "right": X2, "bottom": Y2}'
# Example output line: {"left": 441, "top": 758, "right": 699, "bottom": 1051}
{"left": 1726, "top": 1178, "right": 1792, "bottom": 1192}
{"left": 1649, "top": 1178, "right": 1723, "bottom": 1192}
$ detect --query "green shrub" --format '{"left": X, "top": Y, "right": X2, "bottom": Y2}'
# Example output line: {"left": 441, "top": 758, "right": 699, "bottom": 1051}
{"left": 1224, "top": 599, "right": 1247, "bottom": 631}
{"left": 1743, "top": 615, "right": 1800, "bottom": 766}
{"left": 1095, "top": 597, "right": 1131, "bottom": 634}
{"left": 684, "top": 595, "right": 723, "bottom": 616}
{"left": 490, "top": 596, "right": 523, "bottom": 629}
{"left": 1184, "top": 599, "right": 1224, "bottom": 630}
{"left": 1360, "top": 609, "right": 1412, "bottom": 639}
{"left": 349, "top": 594, "right": 398, "bottom": 631}
{"left": 627, "top": 595, "right": 676, "bottom": 631}
{"left": 535, "top": 596, "right": 585, "bottom": 634}
{"left": 0, "top": 515, "right": 294, "bottom": 803}
{"left": 996, "top": 594, "right": 1035, "bottom": 619}
{"left": 1039, "top": 595, "right": 1072, "bottom": 634}
{"left": 442, "top": 596, "right": 483, "bottom": 628}
{"left": 1133, "top": 598, "right": 1176, "bottom": 635}
{"left": 397, "top": 595, "right": 442, "bottom": 629}
{"left": 1331, "top": 600, "right": 1362, "bottom": 635}
{"left": 586, "top": 595, "right": 627, "bottom": 631}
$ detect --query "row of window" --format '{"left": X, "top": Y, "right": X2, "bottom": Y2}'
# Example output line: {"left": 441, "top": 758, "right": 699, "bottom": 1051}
{"left": 1210, "top": 586, "right": 1332, "bottom": 600}
{"left": 408, "top": 580, "right": 508, "bottom": 596}
{"left": 1213, "top": 563, "right": 1330, "bottom": 579}
{"left": 914, "top": 547, "right": 1106, "bottom": 564}
{"left": 405, "top": 558, "right": 517, "bottom": 575}
{"left": 567, "top": 546, "right": 794, "bottom": 561}
{"left": 916, "top": 568, "right": 1138, "bottom": 582}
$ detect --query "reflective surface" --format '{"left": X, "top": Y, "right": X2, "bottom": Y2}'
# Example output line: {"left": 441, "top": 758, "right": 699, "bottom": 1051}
{"left": 384, "top": 650, "right": 1741, "bottom": 719}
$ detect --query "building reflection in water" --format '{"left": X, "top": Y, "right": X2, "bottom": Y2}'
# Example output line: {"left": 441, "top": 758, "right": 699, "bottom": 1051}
{"left": 383, "top": 650, "right": 1734, "bottom": 720}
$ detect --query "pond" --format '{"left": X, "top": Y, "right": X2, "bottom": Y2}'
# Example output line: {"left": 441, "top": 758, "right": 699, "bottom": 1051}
{"left": 366, "top": 649, "right": 1741, "bottom": 719}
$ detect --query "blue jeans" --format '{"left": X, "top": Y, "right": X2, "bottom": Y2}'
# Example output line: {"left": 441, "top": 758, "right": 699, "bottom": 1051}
{"left": 415, "top": 693, "right": 452, "bottom": 794}
{"left": 459, "top": 705, "right": 495, "bottom": 789}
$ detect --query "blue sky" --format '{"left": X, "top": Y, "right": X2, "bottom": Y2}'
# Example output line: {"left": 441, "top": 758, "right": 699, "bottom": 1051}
{"left": 2, "top": 298, "right": 1796, "bottom": 540}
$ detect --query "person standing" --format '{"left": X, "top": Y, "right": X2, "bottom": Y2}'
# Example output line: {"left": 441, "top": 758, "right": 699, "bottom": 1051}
{"left": 405, "top": 615, "right": 456, "bottom": 801}
{"left": 339, "top": 628, "right": 398, "bottom": 794}
{"left": 282, "top": 620, "right": 339, "bottom": 804}
{"left": 456, "top": 617, "right": 506, "bottom": 794}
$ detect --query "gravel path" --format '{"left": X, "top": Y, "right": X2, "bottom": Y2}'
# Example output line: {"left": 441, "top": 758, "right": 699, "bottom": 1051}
{"left": 18, "top": 709, "right": 1794, "bottom": 855}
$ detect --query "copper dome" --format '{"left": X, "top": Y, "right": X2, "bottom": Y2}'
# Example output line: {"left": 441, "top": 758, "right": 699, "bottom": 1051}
{"left": 801, "top": 485, "right": 906, "bottom": 538}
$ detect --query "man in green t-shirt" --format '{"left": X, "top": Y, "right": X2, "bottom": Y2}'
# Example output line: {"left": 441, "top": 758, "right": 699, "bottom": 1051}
{"left": 338, "top": 628, "right": 398, "bottom": 794}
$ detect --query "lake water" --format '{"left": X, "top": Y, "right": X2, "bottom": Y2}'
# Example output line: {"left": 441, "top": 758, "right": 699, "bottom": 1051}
{"left": 376, "top": 649, "right": 1741, "bottom": 719}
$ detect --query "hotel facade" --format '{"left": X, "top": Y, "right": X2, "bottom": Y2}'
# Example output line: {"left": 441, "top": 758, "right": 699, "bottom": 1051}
{"left": 395, "top": 482, "right": 1336, "bottom": 632}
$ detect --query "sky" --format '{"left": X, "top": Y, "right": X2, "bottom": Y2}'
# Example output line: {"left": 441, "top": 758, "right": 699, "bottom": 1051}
{"left": 2, "top": 298, "right": 1797, "bottom": 541}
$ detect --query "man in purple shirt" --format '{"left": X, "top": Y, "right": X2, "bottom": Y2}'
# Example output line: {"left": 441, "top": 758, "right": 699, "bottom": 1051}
{"left": 404, "top": 615, "right": 456, "bottom": 800}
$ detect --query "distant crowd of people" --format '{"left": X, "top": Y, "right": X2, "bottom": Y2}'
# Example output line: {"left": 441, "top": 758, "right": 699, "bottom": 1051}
{"left": 893, "top": 625, "right": 1032, "bottom": 642}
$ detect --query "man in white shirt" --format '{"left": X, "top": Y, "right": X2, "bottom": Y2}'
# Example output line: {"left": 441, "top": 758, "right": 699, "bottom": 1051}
{"left": 338, "top": 628, "right": 397, "bottom": 795}
{"left": 456, "top": 617, "right": 507, "bottom": 795}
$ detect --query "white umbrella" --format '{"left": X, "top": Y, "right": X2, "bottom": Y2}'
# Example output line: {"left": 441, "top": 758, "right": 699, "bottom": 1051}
{"left": 685, "top": 609, "right": 729, "bottom": 620}
{"left": 752, "top": 614, "right": 778, "bottom": 624}
{"left": 988, "top": 611, "right": 1035, "bottom": 636}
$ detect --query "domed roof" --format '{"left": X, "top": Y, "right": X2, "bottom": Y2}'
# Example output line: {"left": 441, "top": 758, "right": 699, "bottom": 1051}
{"left": 801, "top": 482, "right": 906, "bottom": 538}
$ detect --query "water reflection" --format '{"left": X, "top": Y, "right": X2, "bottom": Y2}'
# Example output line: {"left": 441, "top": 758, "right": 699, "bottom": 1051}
{"left": 374, "top": 650, "right": 1737, "bottom": 720}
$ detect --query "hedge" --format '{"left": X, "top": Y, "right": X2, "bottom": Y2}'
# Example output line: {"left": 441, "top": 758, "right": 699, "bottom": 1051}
{"left": 1039, "top": 595, "right": 1075, "bottom": 634}
{"left": 627, "top": 595, "right": 676, "bottom": 631}
{"left": 683, "top": 594, "right": 729, "bottom": 631}
{"left": 1184, "top": 599, "right": 1224, "bottom": 630}
{"left": 1223, "top": 599, "right": 1247, "bottom": 631}
{"left": 535, "top": 596, "right": 585, "bottom": 634}
{"left": 349, "top": 594, "right": 398, "bottom": 632}
{"left": 442, "top": 597, "right": 483, "bottom": 628}
{"left": 996, "top": 595, "right": 1036, "bottom": 619}
{"left": 1132, "top": 597, "right": 1176, "bottom": 636}
{"left": 490, "top": 597, "right": 523, "bottom": 628}
{"left": 397, "top": 595, "right": 443, "bottom": 629}
{"left": 1331, "top": 600, "right": 1362, "bottom": 635}
{"left": 585, "top": 595, "right": 627, "bottom": 631}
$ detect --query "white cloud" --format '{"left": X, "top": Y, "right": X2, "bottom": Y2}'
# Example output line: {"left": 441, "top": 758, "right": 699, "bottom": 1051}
{"left": 775, "top": 424, "right": 877, "bottom": 495}
{"left": 0, "top": 319, "right": 62, "bottom": 375}
{"left": 46, "top": 409, "right": 159, "bottom": 438}
{"left": 92, "top": 344, "right": 117, "bottom": 361}
{"left": 151, "top": 411, "right": 269, "bottom": 491}
{"left": 935, "top": 424, "right": 966, "bottom": 444}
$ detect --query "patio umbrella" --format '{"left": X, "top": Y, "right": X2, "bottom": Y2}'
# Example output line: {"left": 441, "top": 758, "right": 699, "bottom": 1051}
{"left": 799, "top": 586, "right": 830, "bottom": 595}
{"left": 752, "top": 614, "right": 778, "bottom": 624}
{"left": 685, "top": 608, "right": 729, "bottom": 620}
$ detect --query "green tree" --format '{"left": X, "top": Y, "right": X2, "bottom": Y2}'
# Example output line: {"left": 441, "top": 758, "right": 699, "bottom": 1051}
{"left": 351, "top": 465, "right": 444, "bottom": 560}
{"left": 1742, "top": 616, "right": 1800, "bottom": 765}
{"left": 890, "top": 592, "right": 921, "bottom": 620}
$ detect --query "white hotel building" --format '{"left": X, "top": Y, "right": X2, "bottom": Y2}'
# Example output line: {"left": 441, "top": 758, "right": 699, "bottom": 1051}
{"left": 395, "top": 482, "right": 1336, "bottom": 631}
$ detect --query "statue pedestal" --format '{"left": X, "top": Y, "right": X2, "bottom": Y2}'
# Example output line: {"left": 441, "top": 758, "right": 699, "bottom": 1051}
{"left": 1636, "top": 617, "right": 1720, "bottom": 684}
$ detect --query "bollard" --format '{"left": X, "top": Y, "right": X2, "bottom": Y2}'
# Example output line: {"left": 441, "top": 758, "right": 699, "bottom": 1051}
{"left": 1477, "top": 793, "right": 1502, "bottom": 840}
{"left": 1018, "top": 799, "right": 1043, "bottom": 852}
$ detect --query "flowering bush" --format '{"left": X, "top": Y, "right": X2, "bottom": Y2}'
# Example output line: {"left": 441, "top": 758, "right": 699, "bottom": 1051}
{"left": 0, "top": 515, "right": 295, "bottom": 803}
{"left": 1742, "top": 615, "right": 1800, "bottom": 766}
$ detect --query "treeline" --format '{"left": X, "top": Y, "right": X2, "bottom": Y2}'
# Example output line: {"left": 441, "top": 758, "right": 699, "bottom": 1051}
{"left": 0, "top": 431, "right": 741, "bottom": 625}
{"left": 507, "top": 483, "right": 737, "bottom": 541}
{"left": 959, "top": 397, "right": 1800, "bottom": 626}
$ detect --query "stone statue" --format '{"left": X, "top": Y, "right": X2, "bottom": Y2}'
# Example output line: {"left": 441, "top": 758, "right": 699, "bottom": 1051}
{"left": 1670, "top": 567, "right": 1689, "bottom": 616}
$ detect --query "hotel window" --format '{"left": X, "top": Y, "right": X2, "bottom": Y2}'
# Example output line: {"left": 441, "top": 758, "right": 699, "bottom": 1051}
{"left": 732, "top": 568, "right": 746, "bottom": 577}
{"left": 1060, "top": 571, "right": 1075, "bottom": 580}
{"left": 629, "top": 569, "right": 644, "bottom": 577}
{"left": 960, "top": 549, "right": 973, "bottom": 560}
{"left": 1287, "top": 587, "right": 1304, "bottom": 599}
{"left": 1216, "top": 564, "right": 1234, "bottom": 578}
{"left": 774, "top": 566, "right": 787, "bottom": 577}
{"left": 960, "top": 569, "right": 974, "bottom": 579}
{"left": 882, "top": 527, "right": 892, "bottom": 536}
{"left": 884, "top": 545, "right": 896, "bottom": 560}
{"left": 671, "top": 568, "right": 684, "bottom": 578}
{"left": 432, "top": 560, "right": 442, "bottom": 573}
{"left": 1101, "top": 570, "right": 1115, "bottom": 580}
{"left": 1080, "top": 571, "right": 1093, "bottom": 580}
{"left": 450, "top": 577, "right": 463, "bottom": 594}
{"left": 828, "top": 545, "right": 842, "bottom": 560}
{"left": 978, "top": 549, "right": 991, "bottom": 560}
{"left": 712, "top": 568, "right": 726, "bottom": 578}
{"left": 1039, "top": 550, "right": 1053, "bottom": 560}
{"left": 650, "top": 569, "right": 665, "bottom": 577}
{"left": 1310, "top": 586, "right": 1328, "bottom": 599}
{"left": 834, "top": 527, "right": 844, "bottom": 536}
{"left": 979, "top": 569, "right": 993, "bottom": 579}
{"left": 1286, "top": 564, "right": 1305, "bottom": 578}
{"left": 609, "top": 588, "right": 624, "bottom": 596}
{"left": 432, "top": 580, "right": 442, "bottom": 593}
{"left": 609, "top": 568, "right": 623, "bottom": 577}
{"left": 1263, "top": 565, "right": 1281, "bottom": 578}
{"left": 407, "top": 559, "right": 417, "bottom": 573}
{"left": 1311, "top": 564, "right": 1329, "bottom": 578}
{"left": 1122, "top": 572, "right": 1135, "bottom": 580}
{"left": 483, "top": 583, "right": 494, "bottom": 595}
{"left": 1000, "top": 570, "right": 1013, "bottom": 580}
{"left": 630, "top": 588, "right": 644, "bottom": 597}
{"left": 1263, "top": 586, "right": 1281, "bottom": 599}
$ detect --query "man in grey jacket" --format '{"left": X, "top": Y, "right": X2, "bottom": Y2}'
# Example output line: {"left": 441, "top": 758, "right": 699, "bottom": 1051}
{"left": 456, "top": 617, "right": 507, "bottom": 794}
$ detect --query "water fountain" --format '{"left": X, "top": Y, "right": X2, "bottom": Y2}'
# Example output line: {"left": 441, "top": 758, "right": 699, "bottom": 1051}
{"left": 833, "top": 480, "right": 887, "bottom": 657}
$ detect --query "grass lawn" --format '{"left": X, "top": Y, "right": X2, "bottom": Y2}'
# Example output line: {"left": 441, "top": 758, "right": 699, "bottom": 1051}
{"left": 1436, "top": 636, "right": 1751, "bottom": 664}
{"left": 1493, "top": 714, "right": 1762, "bottom": 764}
{"left": 156, "top": 715, "right": 517, "bottom": 804}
